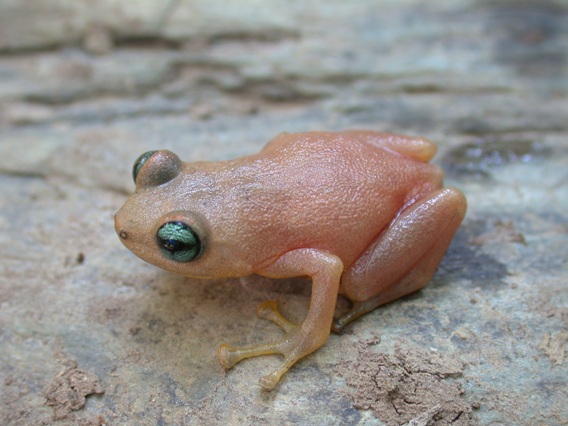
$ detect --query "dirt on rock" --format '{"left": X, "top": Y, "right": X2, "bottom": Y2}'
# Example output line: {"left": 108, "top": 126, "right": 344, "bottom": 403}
{"left": 44, "top": 358, "right": 104, "bottom": 421}
{"left": 340, "top": 337, "right": 474, "bottom": 426}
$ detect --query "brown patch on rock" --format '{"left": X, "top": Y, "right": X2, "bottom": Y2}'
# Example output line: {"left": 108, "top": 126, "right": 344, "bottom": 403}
{"left": 44, "top": 358, "right": 104, "bottom": 420}
{"left": 539, "top": 331, "right": 568, "bottom": 366}
{"left": 470, "top": 220, "right": 526, "bottom": 245}
{"left": 340, "top": 338, "right": 473, "bottom": 425}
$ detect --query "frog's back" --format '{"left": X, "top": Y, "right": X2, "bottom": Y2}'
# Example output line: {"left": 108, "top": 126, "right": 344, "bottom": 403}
{"left": 255, "top": 131, "right": 441, "bottom": 192}
{"left": 339, "top": 130, "right": 437, "bottom": 162}
{"left": 227, "top": 131, "right": 444, "bottom": 267}
{"left": 262, "top": 130, "right": 437, "bottom": 163}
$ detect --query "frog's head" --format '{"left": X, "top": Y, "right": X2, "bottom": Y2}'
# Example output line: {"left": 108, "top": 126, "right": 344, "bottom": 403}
{"left": 114, "top": 150, "right": 218, "bottom": 277}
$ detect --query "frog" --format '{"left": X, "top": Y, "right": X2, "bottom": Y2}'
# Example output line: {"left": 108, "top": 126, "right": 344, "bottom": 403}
{"left": 114, "top": 130, "right": 467, "bottom": 390}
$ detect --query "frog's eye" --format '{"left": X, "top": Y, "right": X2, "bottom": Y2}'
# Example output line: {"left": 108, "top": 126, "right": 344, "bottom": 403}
{"left": 156, "top": 221, "right": 202, "bottom": 262}
{"left": 132, "top": 150, "right": 182, "bottom": 187}
{"left": 132, "top": 150, "right": 158, "bottom": 183}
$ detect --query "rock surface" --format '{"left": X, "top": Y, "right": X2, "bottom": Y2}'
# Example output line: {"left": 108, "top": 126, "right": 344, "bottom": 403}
{"left": 0, "top": 1, "right": 567, "bottom": 425}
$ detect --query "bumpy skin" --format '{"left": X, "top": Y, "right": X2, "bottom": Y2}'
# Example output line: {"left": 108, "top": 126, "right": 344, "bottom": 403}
{"left": 114, "top": 131, "right": 467, "bottom": 390}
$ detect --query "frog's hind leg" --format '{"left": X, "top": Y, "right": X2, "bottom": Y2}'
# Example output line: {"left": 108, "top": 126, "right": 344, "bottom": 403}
{"left": 334, "top": 187, "right": 466, "bottom": 333}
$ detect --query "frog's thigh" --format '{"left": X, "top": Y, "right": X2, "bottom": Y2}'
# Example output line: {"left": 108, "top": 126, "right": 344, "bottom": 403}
{"left": 341, "top": 187, "right": 466, "bottom": 305}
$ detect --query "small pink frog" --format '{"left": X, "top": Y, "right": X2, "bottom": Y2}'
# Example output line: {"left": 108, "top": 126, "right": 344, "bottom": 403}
{"left": 114, "top": 131, "right": 466, "bottom": 389}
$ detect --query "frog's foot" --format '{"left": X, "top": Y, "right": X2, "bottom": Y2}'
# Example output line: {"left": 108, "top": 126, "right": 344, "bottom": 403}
{"left": 332, "top": 295, "right": 382, "bottom": 333}
{"left": 218, "top": 301, "right": 314, "bottom": 390}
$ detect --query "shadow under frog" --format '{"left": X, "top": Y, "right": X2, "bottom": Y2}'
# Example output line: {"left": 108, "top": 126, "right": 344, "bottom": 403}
{"left": 114, "top": 130, "right": 467, "bottom": 390}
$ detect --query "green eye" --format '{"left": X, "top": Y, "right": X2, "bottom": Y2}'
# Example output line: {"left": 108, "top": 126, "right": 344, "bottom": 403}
{"left": 157, "top": 221, "right": 202, "bottom": 262}
{"left": 132, "top": 150, "right": 158, "bottom": 183}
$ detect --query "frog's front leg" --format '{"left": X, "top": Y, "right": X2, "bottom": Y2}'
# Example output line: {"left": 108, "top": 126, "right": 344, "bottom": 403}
{"left": 217, "top": 249, "right": 343, "bottom": 390}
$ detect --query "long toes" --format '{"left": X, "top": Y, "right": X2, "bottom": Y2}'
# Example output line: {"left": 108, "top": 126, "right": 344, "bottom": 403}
{"left": 217, "top": 343, "right": 238, "bottom": 369}
{"left": 218, "top": 302, "right": 327, "bottom": 390}
{"left": 256, "top": 300, "right": 298, "bottom": 333}
{"left": 257, "top": 300, "right": 280, "bottom": 320}
{"left": 331, "top": 319, "right": 346, "bottom": 334}
{"left": 259, "top": 372, "right": 279, "bottom": 390}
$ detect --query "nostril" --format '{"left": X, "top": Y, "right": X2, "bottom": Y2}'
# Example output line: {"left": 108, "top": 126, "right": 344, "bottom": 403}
{"left": 119, "top": 230, "right": 128, "bottom": 240}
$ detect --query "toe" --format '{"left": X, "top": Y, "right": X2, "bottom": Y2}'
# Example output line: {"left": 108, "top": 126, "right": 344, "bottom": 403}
{"left": 217, "top": 344, "right": 237, "bottom": 369}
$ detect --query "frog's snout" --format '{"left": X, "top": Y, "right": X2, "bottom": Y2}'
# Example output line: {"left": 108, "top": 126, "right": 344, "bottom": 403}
{"left": 114, "top": 211, "right": 128, "bottom": 241}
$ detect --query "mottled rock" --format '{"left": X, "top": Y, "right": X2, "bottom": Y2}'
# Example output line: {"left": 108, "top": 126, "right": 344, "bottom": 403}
{"left": 0, "top": 1, "right": 567, "bottom": 425}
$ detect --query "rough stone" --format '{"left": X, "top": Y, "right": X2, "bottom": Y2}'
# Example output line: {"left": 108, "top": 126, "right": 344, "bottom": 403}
{"left": 0, "top": 1, "right": 567, "bottom": 425}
